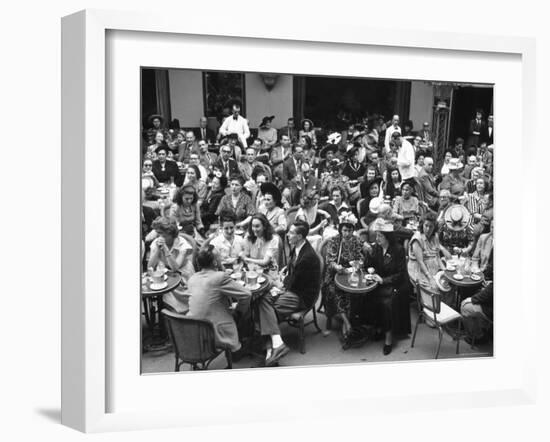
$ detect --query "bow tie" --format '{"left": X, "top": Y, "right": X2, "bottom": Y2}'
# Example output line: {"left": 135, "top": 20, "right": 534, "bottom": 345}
{"left": 233, "top": 115, "right": 238, "bottom": 121}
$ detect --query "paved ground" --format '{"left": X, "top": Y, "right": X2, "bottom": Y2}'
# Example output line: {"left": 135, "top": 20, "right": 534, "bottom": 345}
{"left": 141, "top": 303, "right": 492, "bottom": 373}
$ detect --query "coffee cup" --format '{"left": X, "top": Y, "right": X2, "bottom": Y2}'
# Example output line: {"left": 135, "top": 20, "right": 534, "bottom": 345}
{"left": 151, "top": 270, "right": 164, "bottom": 284}
{"left": 246, "top": 271, "right": 258, "bottom": 286}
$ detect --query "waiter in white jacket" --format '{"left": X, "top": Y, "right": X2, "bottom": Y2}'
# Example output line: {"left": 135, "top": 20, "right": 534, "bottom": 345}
{"left": 395, "top": 134, "right": 417, "bottom": 183}
{"left": 384, "top": 114, "right": 401, "bottom": 154}
{"left": 219, "top": 101, "right": 250, "bottom": 148}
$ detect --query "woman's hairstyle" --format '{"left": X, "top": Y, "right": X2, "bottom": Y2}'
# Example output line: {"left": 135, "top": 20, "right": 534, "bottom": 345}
{"left": 330, "top": 185, "right": 345, "bottom": 197}
{"left": 251, "top": 166, "right": 267, "bottom": 182}
{"left": 400, "top": 181, "right": 415, "bottom": 195}
{"left": 247, "top": 213, "right": 274, "bottom": 243}
{"left": 173, "top": 185, "right": 198, "bottom": 206}
{"left": 301, "top": 135, "right": 312, "bottom": 149}
{"left": 214, "top": 175, "right": 228, "bottom": 190}
{"left": 151, "top": 216, "right": 179, "bottom": 238}
{"left": 186, "top": 164, "right": 201, "bottom": 180}
{"left": 229, "top": 174, "right": 245, "bottom": 187}
{"left": 418, "top": 211, "right": 439, "bottom": 237}
{"left": 377, "top": 229, "right": 397, "bottom": 248}
{"left": 196, "top": 244, "right": 217, "bottom": 270}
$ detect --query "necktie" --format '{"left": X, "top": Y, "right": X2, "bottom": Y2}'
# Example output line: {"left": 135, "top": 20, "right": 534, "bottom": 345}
{"left": 202, "top": 128, "right": 205, "bottom": 139}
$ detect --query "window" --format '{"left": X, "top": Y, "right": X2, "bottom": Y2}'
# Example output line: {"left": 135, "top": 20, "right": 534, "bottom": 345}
{"left": 203, "top": 71, "right": 246, "bottom": 122}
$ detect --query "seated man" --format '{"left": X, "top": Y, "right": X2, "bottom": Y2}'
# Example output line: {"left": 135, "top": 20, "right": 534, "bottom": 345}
{"left": 460, "top": 281, "right": 493, "bottom": 345}
{"left": 256, "top": 221, "right": 322, "bottom": 366}
{"left": 187, "top": 246, "right": 252, "bottom": 352}
{"left": 208, "top": 211, "right": 246, "bottom": 265}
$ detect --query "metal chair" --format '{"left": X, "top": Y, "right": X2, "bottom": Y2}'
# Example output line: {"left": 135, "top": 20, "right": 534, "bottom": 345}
{"left": 285, "top": 292, "right": 322, "bottom": 354}
{"left": 162, "top": 309, "right": 232, "bottom": 371}
{"left": 284, "top": 248, "right": 324, "bottom": 354}
{"left": 410, "top": 281, "right": 465, "bottom": 359}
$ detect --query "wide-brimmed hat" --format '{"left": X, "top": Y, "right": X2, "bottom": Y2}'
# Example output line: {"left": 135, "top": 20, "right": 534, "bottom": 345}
{"left": 147, "top": 114, "right": 164, "bottom": 124}
{"left": 434, "top": 270, "right": 452, "bottom": 293}
{"left": 443, "top": 204, "right": 471, "bottom": 231}
{"left": 260, "top": 182, "right": 282, "bottom": 204}
{"left": 447, "top": 158, "right": 464, "bottom": 170}
{"left": 346, "top": 143, "right": 359, "bottom": 157}
{"left": 326, "top": 132, "right": 342, "bottom": 145}
{"left": 320, "top": 143, "right": 338, "bottom": 158}
{"left": 259, "top": 115, "right": 275, "bottom": 128}
{"left": 301, "top": 118, "right": 314, "bottom": 129}
{"left": 329, "top": 158, "right": 344, "bottom": 170}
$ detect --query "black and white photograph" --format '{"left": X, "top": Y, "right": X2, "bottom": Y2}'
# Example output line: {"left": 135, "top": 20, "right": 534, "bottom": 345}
{"left": 140, "top": 68, "right": 495, "bottom": 373}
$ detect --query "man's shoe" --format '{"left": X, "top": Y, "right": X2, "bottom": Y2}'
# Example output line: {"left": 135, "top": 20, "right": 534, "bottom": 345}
{"left": 265, "top": 344, "right": 290, "bottom": 367}
{"left": 383, "top": 344, "right": 392, "bottom": 355}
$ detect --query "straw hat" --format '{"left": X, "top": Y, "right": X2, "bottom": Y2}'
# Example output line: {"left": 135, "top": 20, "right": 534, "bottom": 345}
{"left": 372, "top": 219, "right": 394, "bottom": 232}
{"left": 369, "top": 197, "right": 383, "bottom": 214}
{"left": 447, "top": 158, "right": 464, "bottom": 170}
{"left": 443, "top": 204, "right": 471, "bottom": 231}
{"left": 301, "top": 118, "right": 314, "bottom": 130}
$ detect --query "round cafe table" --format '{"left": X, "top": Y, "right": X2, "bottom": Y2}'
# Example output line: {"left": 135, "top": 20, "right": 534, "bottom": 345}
{"left": 335, "top": 272, "right": 378, "bottom": 295}
{"left": 444, "top": 270, "right": 484, "bottom": 309}
{"left": 141, "top": 271, "right": 183, "bottom": 352}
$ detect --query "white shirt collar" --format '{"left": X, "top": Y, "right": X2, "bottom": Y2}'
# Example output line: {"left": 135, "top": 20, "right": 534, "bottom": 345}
{"left": 294, "top": 240, "right": 306, "bottom": 258}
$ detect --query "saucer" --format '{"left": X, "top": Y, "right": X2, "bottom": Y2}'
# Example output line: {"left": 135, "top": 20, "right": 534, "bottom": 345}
{"left": 258, "top": 276, "right": 266, "bottom": 283}
{"left": 453, "top": 274, "right": 464, "bottom": 281}
{"left": 470, "top": 273, "right": 482, "bottom": 281}
{"left": 236, "top": 280, "right": 246, "bottom": 286}
{"left": 446, "top": 265, "right": 456, "bottom": 271}
{"left": 150, "top": 281, "right": 168, "bottom": 290}
{"left": 231, "top": 273, "right": 242, "bottom": 280}
{"left": 245, "top": 283, "right": 260, "bottom": 290}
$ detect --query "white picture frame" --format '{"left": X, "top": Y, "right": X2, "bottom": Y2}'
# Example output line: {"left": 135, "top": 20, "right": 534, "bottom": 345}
{"left": 61, "top": 9, "right": 537, "bottom": 433}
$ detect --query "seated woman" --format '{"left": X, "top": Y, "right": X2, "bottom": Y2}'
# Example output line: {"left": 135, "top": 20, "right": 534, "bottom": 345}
{"left": 215, "top": 174, "right": 256, "bottom": 229}
{"left": 322, "top": 211, "right": 363, "bottom": 341}
{"left": 207, "top": 210, "right": 246, "bottom": 267}
{"left": 201, "top": 175, "right": 228, "bottom": 232}
{"left": 392, "top": 181, "right": 421, "bottom": 226}
{"left": 183, "top": 164, "right": 207, "bottom": 207}
{"left": 294, "top": 190, "right": 331, "bottom": 252}
{"left": 439, "top": 204, "right": 475, "bottom": 257}
{"left": 464, "top": 177, "right": 488, "bottom": 225}
{"left": 166, "top": 185, "right": 205, "bottom": 239}
{"left": 141, "top": 158, "right": 159, "bottom": 191}
{"left": 383, "top": 166, "right": 402, "bottom": 200}
{"left": 358, "top": 177, "right": 383, "bottom": 221}
{"left": 147, "top": 216, "right": 195, "bottom": 313}
{"left": 240, "top": 213, "right": 280, "bottom": 275}
{"left": 362, "top": 219, "right": 411, "bottom": 355}
{"left": 258, "top": 182, "right": 287, "bottom": 236}
{"left": 408, "top": 212, "right": 452, "bottom": 295}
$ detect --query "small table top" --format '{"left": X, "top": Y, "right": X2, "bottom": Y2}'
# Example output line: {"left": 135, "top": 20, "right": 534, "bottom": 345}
{"left": 443, "top": 270, "right": 484, "bottom": 288}
{"left": 229, "top": 272, "right": 271, "bottom": 297}
{"left": 335, "top": 273, "right": 378, "bottom": 295}
{"left": 141, "top": 271, "right": 182, "bottom": 297}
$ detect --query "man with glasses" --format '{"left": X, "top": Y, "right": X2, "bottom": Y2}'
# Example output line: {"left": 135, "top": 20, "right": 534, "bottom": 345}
{"left": 213, "top": 145, "right": 240, "bottom": 180}
{"left": 239, "top": 147, "right": 272, "bottom": 182}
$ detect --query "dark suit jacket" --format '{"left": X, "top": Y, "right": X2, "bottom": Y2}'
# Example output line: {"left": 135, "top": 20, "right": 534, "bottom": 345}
{"left": 467, "top": 119, "right": 487, "bottom": 147}
{"left": 285, "top": 241, "right": 321, "bottom": 308}
{"left": 152, "top": 160, "right": 182, "bottom": 186}
{"left": 482, "top": 125, "right": 494, "bottom": 145}
{"left": 194, "top": 127, "right": 216, "bottom": 143}
{"left": 213, "top": 157, "right": 240, "bottom": 179}
{"left": 282, "top": 157, "right": 299, "bottom": 188}
{"left": 417, "top": 169, "right": 439, "bottom": 208}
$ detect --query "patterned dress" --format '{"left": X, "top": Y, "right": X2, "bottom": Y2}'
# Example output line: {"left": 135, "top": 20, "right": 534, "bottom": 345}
{"left": 407, "top": 231, "right": 444, "bottom": 290}
{"left": 322, "top": 235, "right": 363, "bottom": 318}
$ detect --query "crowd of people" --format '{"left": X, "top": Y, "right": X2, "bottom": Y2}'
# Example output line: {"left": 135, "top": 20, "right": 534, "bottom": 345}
{"left": 141, "top": 100, "right": 495, "bottom": 367}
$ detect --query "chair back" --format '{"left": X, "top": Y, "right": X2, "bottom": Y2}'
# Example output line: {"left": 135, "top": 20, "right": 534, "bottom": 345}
{"left": 415, "top": 281, "right": 442, "bottom": 316}
{"left": 285, "top": 205, "right": 300, "bottom": 225}
{"left": 356, "top": 198, "right": 366, "bottom": 218}
{"left": 318, "top": 237, "right": 331, "bottom": 277}
{"left": 162, "top": 310, "right": 219, "bottom": 364}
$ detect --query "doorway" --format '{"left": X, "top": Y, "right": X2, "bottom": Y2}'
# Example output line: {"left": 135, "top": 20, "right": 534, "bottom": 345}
{"left": 450, "top": 86, "right": 494, "bottom": 144}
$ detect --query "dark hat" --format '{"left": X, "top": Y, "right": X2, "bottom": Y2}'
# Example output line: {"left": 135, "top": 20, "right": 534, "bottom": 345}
{"left": 260, "top": 182, "right": 282, "bottom": 205}
{"left": 259, "top": 115, "right": 275, "bottom": 128}
{"left": 320, "top": 144, "right": 338, "bottom": 158}
{"left": 154, "top": 144, "right": 169, "bottom": 154}
{"left": 301, "top": 118, "right": 314, "bottom": 129}
{"left": 147, "top": 114, "right": 164, "bottom": 124}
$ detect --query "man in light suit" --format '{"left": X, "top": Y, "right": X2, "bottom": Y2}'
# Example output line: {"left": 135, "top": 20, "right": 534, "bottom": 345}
{"left": 277, "top": 117, "right": 299, "bottom": 143}
{"left": 187, "top": 246, "right": 251, "bottom": 352}
{"left": 256, "top": 221, "right": 321, "bottom": 366}
{"left": 417, "top": 157, "right": 439, "bottom": 210}
{"left": 219, "top": 102, "right": 250, "bottom": 148}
